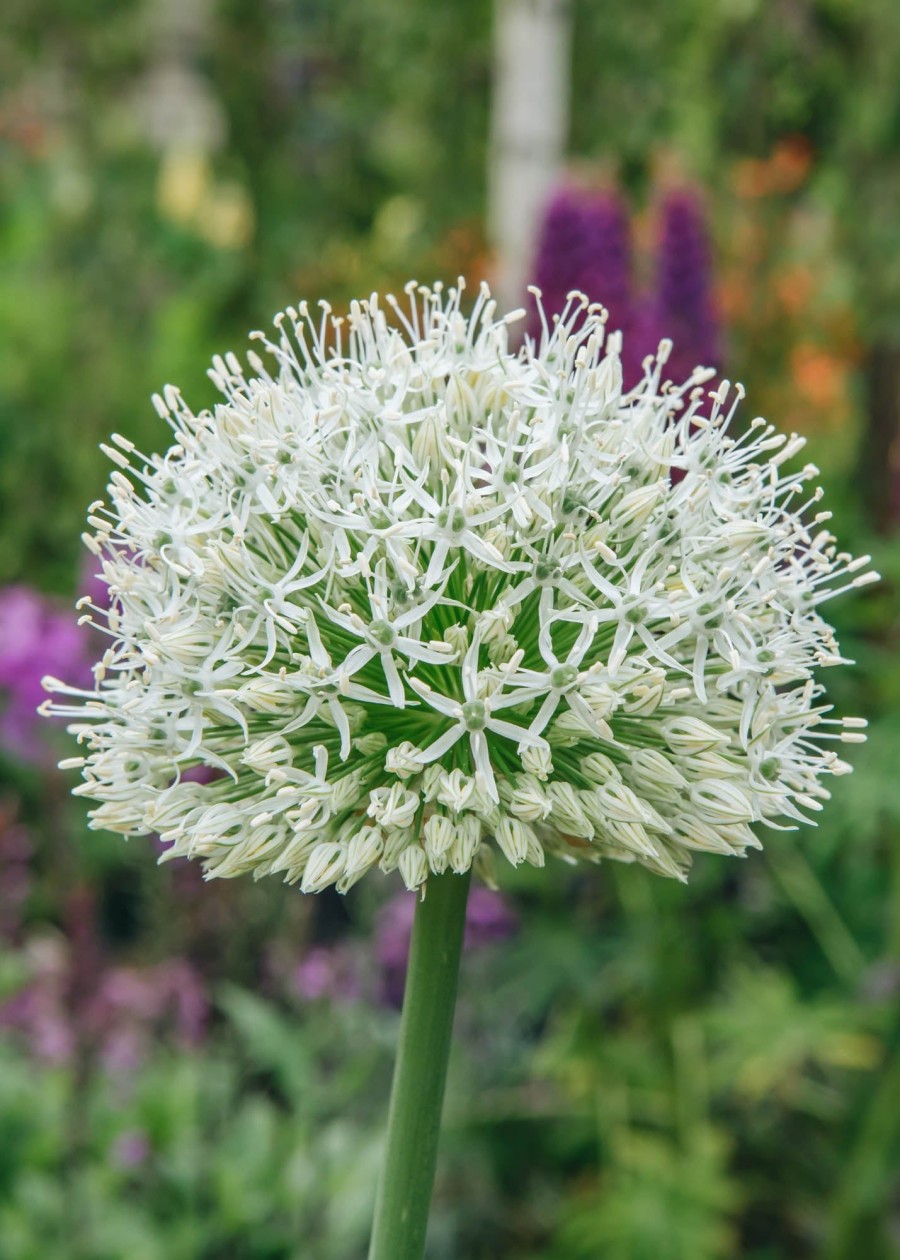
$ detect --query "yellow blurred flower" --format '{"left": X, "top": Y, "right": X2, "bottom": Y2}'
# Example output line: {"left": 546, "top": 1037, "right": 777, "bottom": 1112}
{"left": 198, "top": 180, "right": 255, "bottom": 250}
{"left": 156, "top": 150, "right": 254, "bottom": 250}
{"left": 156, "top": 148, "right": 211, "bottom": 226}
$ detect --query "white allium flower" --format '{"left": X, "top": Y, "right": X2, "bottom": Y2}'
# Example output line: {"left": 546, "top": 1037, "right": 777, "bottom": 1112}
{"left": 43, "top": 281, "right": 876, "bottom": 892}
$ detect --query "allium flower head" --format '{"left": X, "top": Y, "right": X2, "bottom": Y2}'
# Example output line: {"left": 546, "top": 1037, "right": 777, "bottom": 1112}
{"left": 43, "top": 281, "right": 875, "bottom": 892}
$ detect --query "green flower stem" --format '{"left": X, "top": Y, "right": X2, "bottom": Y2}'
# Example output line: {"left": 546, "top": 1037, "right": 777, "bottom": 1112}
{"left": 368, "top": 867, "right": 472, "bottom": 1260}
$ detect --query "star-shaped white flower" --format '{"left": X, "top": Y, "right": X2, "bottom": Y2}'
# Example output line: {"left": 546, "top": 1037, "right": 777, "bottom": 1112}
{"left": 496, "top": 613, "right": 609, "bottom": 736}
{"left": 318, "top": 563, "right": 456, "bottom": 707}
{"left": 409, "top": 636, "right": 548, "bottom": 801}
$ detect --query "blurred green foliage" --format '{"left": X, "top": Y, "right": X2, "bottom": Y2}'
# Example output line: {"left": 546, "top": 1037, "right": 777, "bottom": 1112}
{"left": 0, "top": 999, "right": 389, "bottom": 1259}
{"left": 1, "top": 0, "right": 900, "bottom": 1257}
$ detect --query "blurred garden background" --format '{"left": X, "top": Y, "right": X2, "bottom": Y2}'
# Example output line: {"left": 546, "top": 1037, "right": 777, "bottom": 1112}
{"left": 2, "top": 0, "right": 900, "bottom": 1256}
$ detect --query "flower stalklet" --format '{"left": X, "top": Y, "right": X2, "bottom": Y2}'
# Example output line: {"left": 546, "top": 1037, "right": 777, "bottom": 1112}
{"left": 44, "top": 281, "right": 873, "bottom": 893}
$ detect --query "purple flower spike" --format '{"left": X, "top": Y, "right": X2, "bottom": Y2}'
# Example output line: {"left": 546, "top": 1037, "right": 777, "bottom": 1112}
{"left": 652, "top": 189, "right": 721, "bottom": 382}
{"left": 528, "top": 184, "right": 634, "bottom": 352}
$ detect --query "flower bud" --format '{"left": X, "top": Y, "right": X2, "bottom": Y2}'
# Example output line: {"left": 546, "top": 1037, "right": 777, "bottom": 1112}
{"left": 661, "top": 716, "right": 729, "bottom": 756}
{"left": 494, "top": 818, "right": 532, "bottom": 866}
{"left": 582, "top": 753, "right": 622, "bottom": 784}
{"left": 368, "top": 784, "right": 419, "bottom": 829}
{"left": 546, "top": 783, "right": 594, "bottom": 838}
{"left": 508, "top": 777, "right": 552, "bottom": 822}
{"left": 627, "top": 748, "right": 686, "bottom": 794}
{"left": 301, "top": 843, "right": 346, "bottom": 893}
{"left": 449, "top": 814, "right": 482, "bottom": 873}
{"left": 423, "top": 813, "right": 455, "bottom": 864}
{"left": 436, "top": 769, "right": 475, "bottom": 814}
{"left": 398, "top": 844, "right": 429, "bottom": 891}
{"left": 385, "top": 742, "right": 424, "bottom": 778}
{"left": 443, "top": 624, "right": 469, "bottom": 658}
{"left": 339, "top": 826, "right": 384, "bottom": 891}
{"left": 690, "top": 780, "right": 754, "bottom": 826}
{"left": 521, "top": 744, "right": 553, "bottom": 780}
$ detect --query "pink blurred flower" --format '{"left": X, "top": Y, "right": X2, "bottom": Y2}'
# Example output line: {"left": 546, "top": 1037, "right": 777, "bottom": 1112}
{"left": 85, "top": 958, "right": 209, "bottom": 1068}
{"left": 294, "top": 944, "right": 362, "bottom": 1002}
{"left": 0, "top": 936, "right": 76, "bottom": 1064}
{"left": 112, "top": 1129, "right": 151, "bottom": 1170}
{"left": 0, "top": 937, "right": 209, "bottom": 1070}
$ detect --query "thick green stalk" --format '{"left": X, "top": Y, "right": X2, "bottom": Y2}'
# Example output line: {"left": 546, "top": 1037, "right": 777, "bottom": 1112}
{"left": 368, "top": 868, "right": 472, "bottom": 1260}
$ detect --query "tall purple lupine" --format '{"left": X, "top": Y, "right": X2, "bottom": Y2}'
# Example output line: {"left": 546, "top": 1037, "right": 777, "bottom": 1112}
{"left": 528, "top": 184, "right": 637, "bottom": 374}
{"left": 650, "top": 189, "right": 721, "bottom": 382}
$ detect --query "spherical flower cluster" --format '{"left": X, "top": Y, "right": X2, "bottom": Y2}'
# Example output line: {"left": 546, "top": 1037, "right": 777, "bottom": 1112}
{"left": 43, "top": 281, "right": 875, "bottom": 894}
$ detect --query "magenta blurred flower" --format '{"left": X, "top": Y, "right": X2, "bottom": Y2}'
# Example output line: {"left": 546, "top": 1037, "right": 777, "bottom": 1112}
{"left": 0, "top": 585, "right": 93, "bottom": 764}
{"left": 282, "top": 887, "right": 519, "bottom": 1010}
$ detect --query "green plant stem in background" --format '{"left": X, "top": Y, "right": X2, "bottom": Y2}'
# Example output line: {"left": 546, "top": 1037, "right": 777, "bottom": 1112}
{"left": 368, "top": 868, "right": 472, "bottom": 1260}
{"left": 766, "top": 843, "right": 866, "bottom": 984}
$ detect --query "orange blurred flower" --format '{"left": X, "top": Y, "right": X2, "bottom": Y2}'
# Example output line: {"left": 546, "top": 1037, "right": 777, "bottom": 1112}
{"left": 731, "top": 136, "right": 812, "bottom": 201}
{"left": 732, "top": 159, "right": 772, "bottom": 200}
{"left": 774, "top": 264, "right": 816, "bottom": 317}
{"left": 790, "top": 343, "right": 846, "bottom": 411}
{"left": 717, "top": 278, "right": 750, "bottom": 322}
{"left": 769, "top": 135, "right": 813, "bottom": 194}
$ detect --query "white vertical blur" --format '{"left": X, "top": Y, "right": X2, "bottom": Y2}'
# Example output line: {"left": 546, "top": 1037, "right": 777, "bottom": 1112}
{"left": 487, "top": 0, "right": 573, "bottom": 315}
